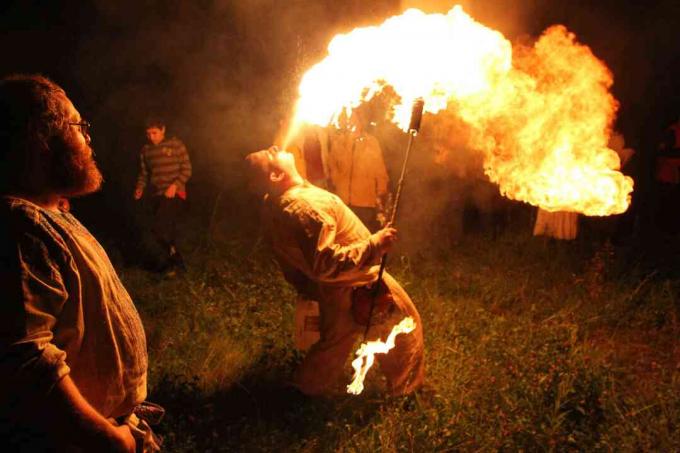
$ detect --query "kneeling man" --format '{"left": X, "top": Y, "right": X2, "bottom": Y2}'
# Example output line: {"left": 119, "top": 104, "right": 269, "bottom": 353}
{"left": 246, "top": 147, "right": 424, "bottom": 396}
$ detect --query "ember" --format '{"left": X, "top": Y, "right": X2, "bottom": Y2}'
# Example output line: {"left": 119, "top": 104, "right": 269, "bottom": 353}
{"left": 347, "top": 316, "right": 416, "bottom": 395}
{"left": 286, "top": 6, "right": 633, "bottom": 216}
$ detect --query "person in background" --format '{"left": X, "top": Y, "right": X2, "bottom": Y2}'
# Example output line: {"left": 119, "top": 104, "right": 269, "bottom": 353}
{"left": 663, "top": 117, "right": 680, "bottom": 153}
{"left": 328, "top": 110, "right": 390, "bottom": 232}
{"left": 530, "top": 127, "right": 639, "bottom": 243}
{"left": 245, "top": 147, "right": 424, "bottom": 396}
{"left": 609, "top": 131, "right": 635, "bottom": 170}
{"left": 134, "top": 117, "right": 192, "bottom": 274}
{"left": 533, "top": 208, "right": 579, "bottom": 241}
{"left": 0, "top": 74, "right": 158, "bottom": 452}
{"left": 605, "top": 131, "right": 637, "bottom": 241}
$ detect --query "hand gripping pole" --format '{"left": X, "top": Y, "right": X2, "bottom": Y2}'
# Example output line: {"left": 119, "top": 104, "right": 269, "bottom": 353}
{"left": 363, "top": 98, "right": 425, "bottom": 339}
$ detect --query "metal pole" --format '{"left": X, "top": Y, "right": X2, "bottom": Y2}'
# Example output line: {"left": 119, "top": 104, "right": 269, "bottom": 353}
{"left": 363, "top": 98, "right": 424, "bottom": 339}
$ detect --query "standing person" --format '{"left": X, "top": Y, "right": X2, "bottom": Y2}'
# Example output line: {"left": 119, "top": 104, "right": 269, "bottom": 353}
{"left": 328, "top": 110, "right": 390, "bottom": 232}
{"left": 608, "top": 131, "right": 637, "bottom": 241}
{"left": 245, "top": 148, "right": 424, "bottom": 396}
{"left": 0, "top": 75, "right": 156, "bottom": 451}
{"left": 134, "top": 118, "right": 192, "bottom": 273}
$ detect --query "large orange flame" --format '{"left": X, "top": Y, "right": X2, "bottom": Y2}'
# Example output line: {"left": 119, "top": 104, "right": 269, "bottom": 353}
{"left": 347, "top": 317, "right": 416, "bottom": 395}
{"left": 287, "top": 6, "right": 633, "bottom": 216}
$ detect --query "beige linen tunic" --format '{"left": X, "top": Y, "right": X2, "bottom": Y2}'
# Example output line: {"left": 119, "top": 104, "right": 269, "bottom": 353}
{"left": 264, "top": 183, "right": 424, "bottom": 395}
{"left": 0, "top": 197, "right": 148, "bottom": 424}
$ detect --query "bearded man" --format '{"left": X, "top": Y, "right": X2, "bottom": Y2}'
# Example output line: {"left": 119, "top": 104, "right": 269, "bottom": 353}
{"left": 245, "top": 147, "right": 424, "bottom": 396}
{"left": 0, "top": 75, "right": 154, "bottom": 452}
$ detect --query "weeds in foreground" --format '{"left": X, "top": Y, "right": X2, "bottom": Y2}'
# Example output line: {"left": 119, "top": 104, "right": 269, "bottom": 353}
{"left": 119, "top": 231, "right": 680, "bottom": 452}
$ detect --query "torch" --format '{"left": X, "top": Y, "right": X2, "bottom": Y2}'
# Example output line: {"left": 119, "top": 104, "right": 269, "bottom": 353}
{"left": 360, "top": 98, "right": 425, "bottom": 339}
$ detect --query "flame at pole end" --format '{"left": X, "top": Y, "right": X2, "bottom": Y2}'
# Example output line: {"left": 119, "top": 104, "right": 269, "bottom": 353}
{"left": 347, "top": 316, "right": 417, "bottom": 395}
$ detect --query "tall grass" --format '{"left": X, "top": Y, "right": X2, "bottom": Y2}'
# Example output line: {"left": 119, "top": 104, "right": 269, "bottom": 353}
{"left": 119, "top": 228, "right": 680, "bottom": 452}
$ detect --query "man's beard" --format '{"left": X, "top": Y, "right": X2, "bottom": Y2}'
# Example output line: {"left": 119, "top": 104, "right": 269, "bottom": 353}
{"left": 50, "top": 134, "right": 103, "bottom": 197}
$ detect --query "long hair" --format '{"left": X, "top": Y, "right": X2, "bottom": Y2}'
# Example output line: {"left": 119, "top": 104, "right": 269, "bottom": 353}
{"left": 0, "top": 74, "right": 69, "bottom": 195}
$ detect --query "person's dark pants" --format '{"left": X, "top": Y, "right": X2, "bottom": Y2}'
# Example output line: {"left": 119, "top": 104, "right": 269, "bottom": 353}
{"left": 349, "top": 205, "right": 379, "bottom": 232}
{"left": 150, "top": 195, "right": 184, "bottom": 261}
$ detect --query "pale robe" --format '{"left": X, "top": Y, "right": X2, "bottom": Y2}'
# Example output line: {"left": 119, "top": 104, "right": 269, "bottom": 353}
{"left": 0, "top": 197, "right": 147, "bottom": 444}
{"left": 533, "top": 209, "right": 579, "bottom": 240}
{"left": 263, "top": 183, "right": 424, "bottom": 395}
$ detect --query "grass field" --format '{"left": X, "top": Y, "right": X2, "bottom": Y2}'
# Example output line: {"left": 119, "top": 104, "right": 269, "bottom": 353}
{"left": 119, "top": 223, "right": 680, "bottom": 452}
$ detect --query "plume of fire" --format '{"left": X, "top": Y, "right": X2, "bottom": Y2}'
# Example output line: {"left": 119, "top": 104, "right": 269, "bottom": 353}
{"left": 285, "top": 6, "right": 633, "bottom": 216}
{"left": 347, "top": 316, "right": 416, "bottom": 395}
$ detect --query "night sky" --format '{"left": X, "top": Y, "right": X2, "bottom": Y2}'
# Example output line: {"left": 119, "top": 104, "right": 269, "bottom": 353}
{"left": 0, "top": 0, "right": 677, "bottom": 240}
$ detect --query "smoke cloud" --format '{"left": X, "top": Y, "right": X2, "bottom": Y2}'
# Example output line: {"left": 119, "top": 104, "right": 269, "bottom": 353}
{"left": 1, "top": 0, "right": 669, "bottom": 250}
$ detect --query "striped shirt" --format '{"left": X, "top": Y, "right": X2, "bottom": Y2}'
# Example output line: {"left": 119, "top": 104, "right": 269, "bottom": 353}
{"left": 136, "top": 137, "right": 192, "bottom": 197}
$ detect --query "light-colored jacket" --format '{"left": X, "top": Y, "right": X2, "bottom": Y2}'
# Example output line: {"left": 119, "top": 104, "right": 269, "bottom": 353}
{"left": 328, "top": 131, "right": 389, "bottom": 208}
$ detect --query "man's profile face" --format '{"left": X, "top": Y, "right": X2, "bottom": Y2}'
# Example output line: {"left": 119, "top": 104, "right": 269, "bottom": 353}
{"left": 146, "top": 126, "right": 165, "bottom": 145}
{"left": 50, "top": 96, "right": 103, "bottom": 196}
{"left": 245, "top": 148, "right": 297, "bottom": 195}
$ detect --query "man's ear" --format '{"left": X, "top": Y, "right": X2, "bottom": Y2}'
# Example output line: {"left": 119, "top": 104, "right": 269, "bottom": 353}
{"left": 270, "top": 171, "right": 285, "bottom": 183}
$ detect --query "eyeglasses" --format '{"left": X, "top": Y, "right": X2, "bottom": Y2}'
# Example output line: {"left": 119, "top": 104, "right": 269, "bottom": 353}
{"left": 68, "top": 120, "right": 91, "bottom": 137}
